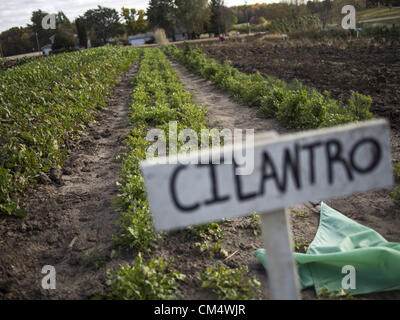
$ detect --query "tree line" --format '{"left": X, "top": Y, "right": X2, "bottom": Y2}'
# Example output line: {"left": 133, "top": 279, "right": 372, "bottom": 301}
{"left": 1, "top": 0, "right": 395, "bottom": 57}
{"left": 0, "top": 5, "right": 148, "bottom": 57}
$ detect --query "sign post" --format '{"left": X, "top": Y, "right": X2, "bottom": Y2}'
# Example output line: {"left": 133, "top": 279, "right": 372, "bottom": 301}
{"left": 140, "top": 119, "right": 393, "bottom": 300}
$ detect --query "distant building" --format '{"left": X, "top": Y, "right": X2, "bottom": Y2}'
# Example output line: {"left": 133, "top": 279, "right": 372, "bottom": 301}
{"left": 128, "top": 32, "right": 154, "bottom": 46}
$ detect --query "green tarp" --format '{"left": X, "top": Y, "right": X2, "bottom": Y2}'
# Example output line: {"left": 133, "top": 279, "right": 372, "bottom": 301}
{"left": 254, "top": 202, "right": 400, "bottom": 296}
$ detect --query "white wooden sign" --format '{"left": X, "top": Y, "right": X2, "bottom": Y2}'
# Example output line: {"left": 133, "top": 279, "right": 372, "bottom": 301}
{"left": 141, "top": 119, "right": 393, "bottom": 231}
{"left": 140, "top": 119, "right": 393, "bottom": 300}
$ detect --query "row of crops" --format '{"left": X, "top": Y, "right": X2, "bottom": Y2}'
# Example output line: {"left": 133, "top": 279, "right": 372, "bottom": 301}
{"left": 164, "top": 44, "right": 374, "bottom": 130}
{"left": 106, "top": 48, "right": 262, "bottom": 300}
{"left": 164, "top": 44, "right": 400, "bottom": 203}
{"left": 0, "top": 47, "right": 140, "bottom": 215}
{"left": 112, "top": 48, "right": 208, "bottom": 252}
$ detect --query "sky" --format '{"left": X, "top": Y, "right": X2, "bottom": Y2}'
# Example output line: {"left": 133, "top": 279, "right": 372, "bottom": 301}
{"left": 0, "top": 0, "right": 278, "bottom": 32}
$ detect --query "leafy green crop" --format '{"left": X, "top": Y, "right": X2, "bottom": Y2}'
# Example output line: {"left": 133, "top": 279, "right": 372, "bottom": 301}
{"left": 113, "top": 48, "right": 208, "bottom": 252}
{"left": 106, "top": 253, "right": 186, "bottom": 300}
{"left": 164, "top": 44, "right": 374, "bottom": 130}
{"left": 0, "top": 47, "right": 140, "bottom": 215}
{"left": 188, "top": 222, "right": 228, "bottom": 258}
{"left": 199, "top": 262, "right": 261, "bottom": 300}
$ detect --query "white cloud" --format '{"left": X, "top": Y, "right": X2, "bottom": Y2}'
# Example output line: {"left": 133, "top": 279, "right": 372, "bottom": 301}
{"left": 0, "top": 0, "right": 275, "bottom": 32}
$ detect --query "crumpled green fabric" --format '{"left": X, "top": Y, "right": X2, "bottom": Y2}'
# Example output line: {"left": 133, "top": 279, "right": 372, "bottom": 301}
{"left": 254, "top": 202, "right": 400, "bottom": 296}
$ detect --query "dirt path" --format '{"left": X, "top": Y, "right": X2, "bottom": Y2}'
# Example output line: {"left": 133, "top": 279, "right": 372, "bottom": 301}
{"left": 0, "top": 63, "right": 139, "bottom": 299}
{"left": 170, "top": 60, "right": 400, "bottom": 300}
{"left": 169, "top": 61, "right": 286, "bottom": 135}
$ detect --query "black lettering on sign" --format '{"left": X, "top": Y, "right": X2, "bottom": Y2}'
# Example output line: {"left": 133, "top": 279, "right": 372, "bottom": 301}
{"left": 233, "top": 158, "right": 258, "bottom": 201}
{"left": 259, "top": 151, "right": 280, "bottom": 195}
{"left": 325, "top": 139, "right": 353, "bottom": 184}
{"left": 202, "top": 164, "right": 231, "bottom": 205}
{"left": 302, "top": 142, "right": 322, "bottom": 184}
{"left": 170, "top": 165, "right": 199, "bottom": 212}
{"left": 282, "top": 144, "right": 301, "bottom": 190}
{"left": 350, "top": 138, "right": 381, "bottom": 174}
{"left": 259, "top": 145, "right": 301, "bottom": 195}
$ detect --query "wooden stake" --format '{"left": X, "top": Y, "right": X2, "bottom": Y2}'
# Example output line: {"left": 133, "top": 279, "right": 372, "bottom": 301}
{"left": 260, "top": 208, "right": 300, "bottom": 300}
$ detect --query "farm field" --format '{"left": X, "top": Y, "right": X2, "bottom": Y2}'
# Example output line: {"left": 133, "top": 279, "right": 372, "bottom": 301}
{"left": 0, "top": 41, "right": 399, "bottom": 301}
{"left": 192, "top": 36, "right": 400, "bottom": 157}
{"left": 193, "top": 37, "right": 400, "bottom": 127}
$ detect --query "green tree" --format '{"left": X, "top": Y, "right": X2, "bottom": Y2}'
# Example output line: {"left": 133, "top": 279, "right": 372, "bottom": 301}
{"left": 122, "top": 8, "right": 148, "bottom": 35}
{"left": 29, "top": 10, "right": 72, "bottom": 51}
{"left": 147, "top": 0, "right": 177, "bottom": 38}
{"left": 83, "top": 6, "right": 123, "bottom": 45}
{"left": 30, "top": 9, "right": 48, "bottom": 33}
{"left": 75, "top": 17, "right": 88, "bottom": 47}
{"left": 29, "top": 10, "right": 53, "bottom": 48}
{"left": 56, "top": 11, "right": 71, "bottom": 26}
{"left": 209, "top": 0, "right": 236, "bottom": 35}
{"left": 0, "top": 27, "right": 34, "bottom": 56}
{"left": 52, "top": 29, "right": 76, "bottom": 52}
{"left": 175, "top": 0, "right": 210, "bottom": 39}
{"left": 122, "top": 7, "right": 138, "bottom": 35}
{"left": 136, "top": 10, "right": 148, "bottom": 34}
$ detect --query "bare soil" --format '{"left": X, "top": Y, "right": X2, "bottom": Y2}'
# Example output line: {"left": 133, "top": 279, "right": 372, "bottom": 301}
{"left": 0, "top": 63, "right": 139, "bottom": 299}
